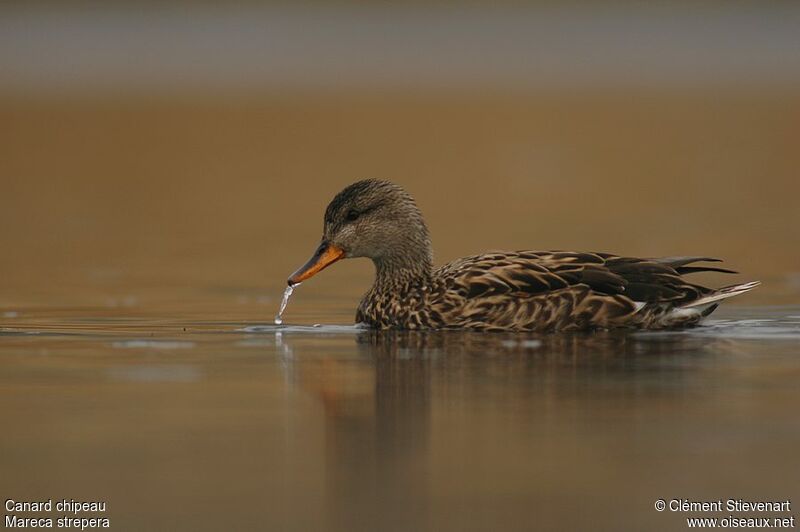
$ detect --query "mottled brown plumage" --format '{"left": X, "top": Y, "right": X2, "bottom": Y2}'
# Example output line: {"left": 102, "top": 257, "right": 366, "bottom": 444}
{"left": 288, "top": 179, "right": 759, "bottom": 331}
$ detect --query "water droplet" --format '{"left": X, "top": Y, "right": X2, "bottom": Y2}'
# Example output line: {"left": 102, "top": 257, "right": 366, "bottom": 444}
{"left": 274, "top": 283, "right": 299, "bottom": 325}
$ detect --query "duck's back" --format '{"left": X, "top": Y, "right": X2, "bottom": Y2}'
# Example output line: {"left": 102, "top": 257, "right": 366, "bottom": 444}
{"left": 424, "top": 251, "right": 756, "bottom": 331}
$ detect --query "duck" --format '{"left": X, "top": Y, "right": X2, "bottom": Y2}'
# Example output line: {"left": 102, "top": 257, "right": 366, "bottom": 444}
{"left": 287, "top": 179, "right": 759, "bottom": 331}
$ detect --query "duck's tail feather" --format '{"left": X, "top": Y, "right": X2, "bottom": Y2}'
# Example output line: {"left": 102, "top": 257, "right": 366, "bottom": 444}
{"left": 652, "top": 281, "right": 760, "bottom": 328}
{"left": 651, "top": 256, "right": 738, "bottom": 275}
{"left": 680, "top": 280, "right": 761, "bottom": 309}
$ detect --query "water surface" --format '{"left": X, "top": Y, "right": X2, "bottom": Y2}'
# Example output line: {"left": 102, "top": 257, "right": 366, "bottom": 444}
{"left": 2, "top": 304, "right": 798, "bottom": 531}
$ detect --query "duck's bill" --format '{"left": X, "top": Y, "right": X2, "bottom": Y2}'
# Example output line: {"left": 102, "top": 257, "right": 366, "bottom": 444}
{"left": 288, "top": 242, "right": 345, "bottom": 285}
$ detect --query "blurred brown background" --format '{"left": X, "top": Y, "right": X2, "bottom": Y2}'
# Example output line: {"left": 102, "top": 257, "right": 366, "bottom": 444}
{"left": 1, "top": 3, "right": 798, "bottom": 311}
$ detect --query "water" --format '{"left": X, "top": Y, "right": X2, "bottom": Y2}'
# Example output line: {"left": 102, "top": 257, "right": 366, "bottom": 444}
{"left": 2, "top": 304, "right": 799, "bottom": 531}
{"left": 274, "top": 283, "right": 298, "bottom": 325}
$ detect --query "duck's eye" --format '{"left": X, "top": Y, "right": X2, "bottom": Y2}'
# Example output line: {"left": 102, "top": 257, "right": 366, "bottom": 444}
{"left": 345, "top": 209, "right": 360, "bottom": 222}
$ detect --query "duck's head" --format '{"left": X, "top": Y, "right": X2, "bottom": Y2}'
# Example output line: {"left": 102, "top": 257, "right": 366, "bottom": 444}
{"left": 288, "top": 179, "right": 432, "bottom": 286}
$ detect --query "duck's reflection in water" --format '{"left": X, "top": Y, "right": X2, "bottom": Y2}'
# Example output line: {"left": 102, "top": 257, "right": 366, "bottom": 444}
{"left": 317, "top": 333, "right": 434, "bottom": 531}
{"left": 277, "top": 329, "right": 729, "bottom": 531}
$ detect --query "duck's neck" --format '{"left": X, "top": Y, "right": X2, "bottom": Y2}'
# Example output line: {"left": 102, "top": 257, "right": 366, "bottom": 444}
{"left": 372, "top": 246, "right": 434, "bottom": 289}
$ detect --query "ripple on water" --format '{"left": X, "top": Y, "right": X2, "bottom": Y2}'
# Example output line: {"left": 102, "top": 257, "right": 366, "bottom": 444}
{"left": 500, "top": 339, "right": 543, "bottom": 349}
{"left": 111, "top": 340, "right": 196, "bottom": 349}
{"left": 633, "top": 317, "right": 800, "bottom": 341}
{"left": 244, "top": 318, "right": 800, "bottom": 341}
{"left": 238, "top": 324, "right": 365, "bottom": 334}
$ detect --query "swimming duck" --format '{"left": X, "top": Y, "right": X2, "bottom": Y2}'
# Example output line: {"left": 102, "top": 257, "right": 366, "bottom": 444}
{"left": 287, "top": 179, "right": 759, "bottom": 331}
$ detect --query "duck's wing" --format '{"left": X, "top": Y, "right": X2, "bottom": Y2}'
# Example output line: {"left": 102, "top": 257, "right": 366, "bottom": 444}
{"left": 433, "top": 251, "right": 737, "bottom": 330}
